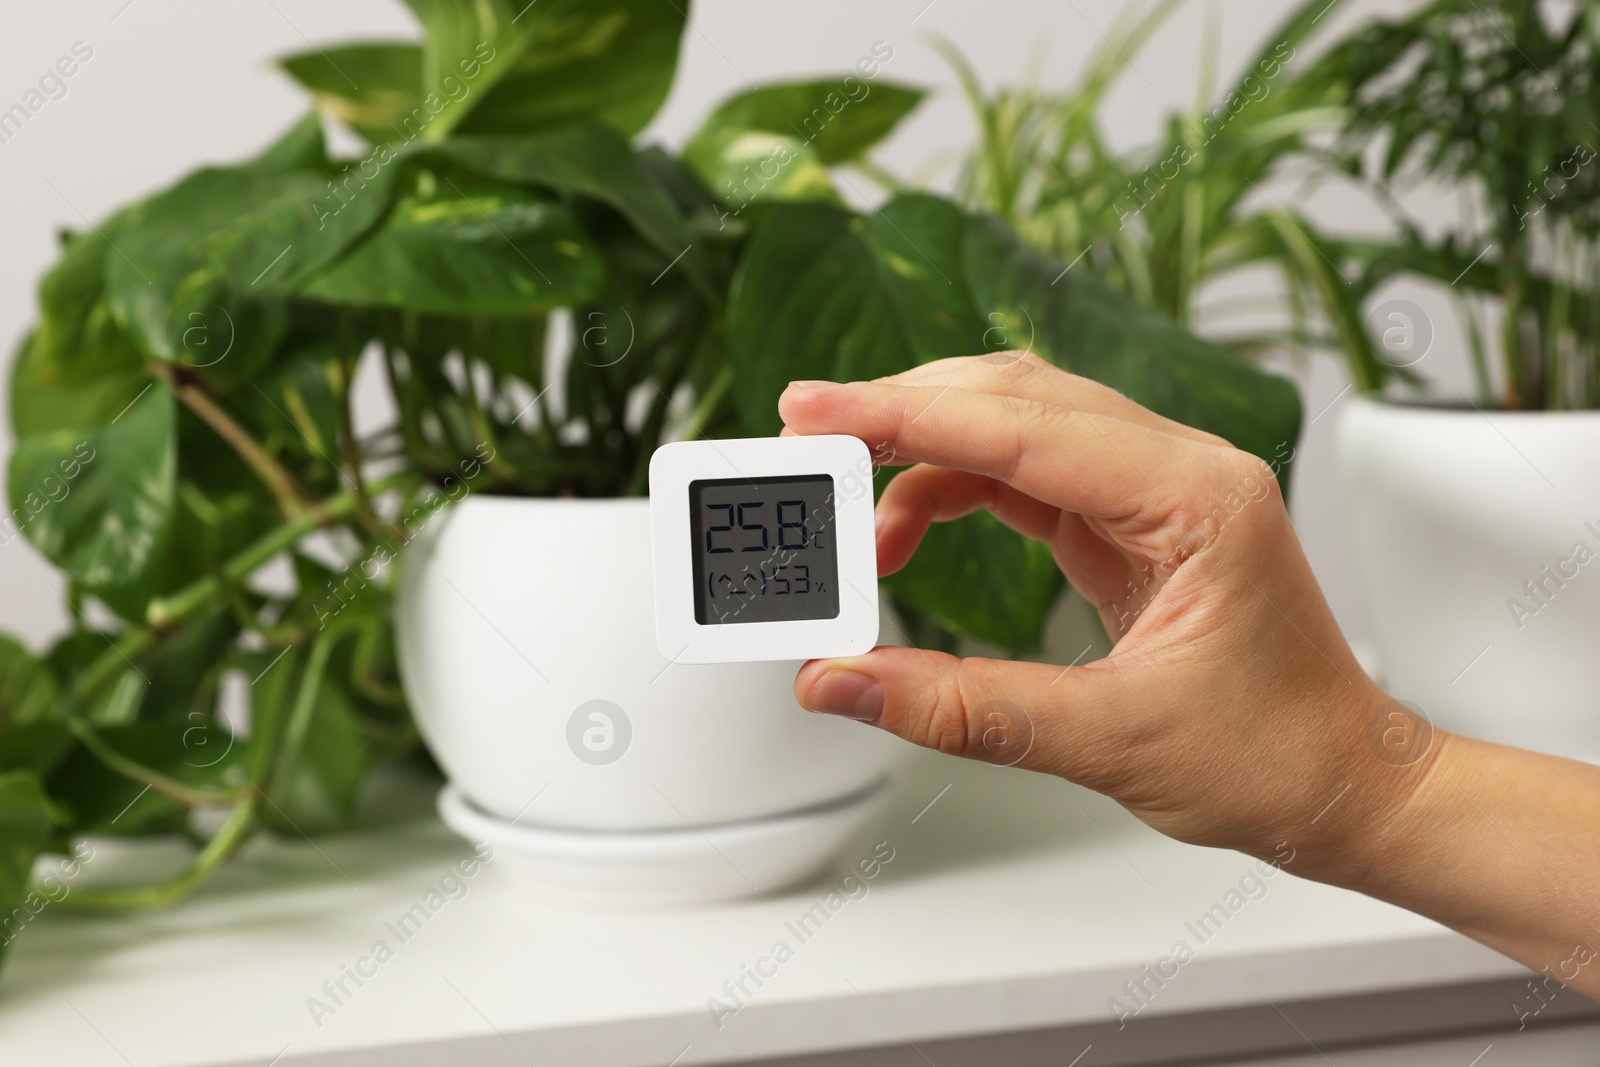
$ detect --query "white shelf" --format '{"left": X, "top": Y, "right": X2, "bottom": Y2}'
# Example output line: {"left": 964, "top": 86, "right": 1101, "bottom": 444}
{"left": 0, "top": 749, "right": 1545, "bottom": 1067}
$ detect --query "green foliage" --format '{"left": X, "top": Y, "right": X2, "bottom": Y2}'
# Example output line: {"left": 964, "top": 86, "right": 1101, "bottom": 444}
{"left": 1, "top": 0, "right": 1300, "bottom": 950}
{"left": 0, "top": 638, "right": 58, "bottom": 731}
{"left": 684, "top": 78, "right": 926, "bottom": 207}
{"left": 1305, "top": 0, "right": 1600, "bottom": 409}
{"left": 302, "top": 178, "right": 605, "bottom": 314}
{"left": 278, "top": 45, "right": 423, "bottom": 146}
{"left": 937, "top": 0, "right": 1402, "bottom": 395}
{"left": 944, "top": 0, "right": 1600, "bottom": 410}
{"left": 0, "top": 770, "right": 59, "bottom": 967}
{"left": 9, "top": 389, "right": 176, "bottom": 613}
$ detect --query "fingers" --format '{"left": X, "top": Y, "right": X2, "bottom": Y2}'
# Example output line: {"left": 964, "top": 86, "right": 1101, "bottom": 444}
{"left": 883, "top": 354, "right": 1227, "bottom": 447}
{"left": 780, "top": 378, "right": 1190, "bottom": 522}
{"left": 875, "top": 465, "right": 1132, "bottom": 600}
{"left": 793, "top": 646, "right": 1130, "bottom": 777}
{"left": 874, "top": 465, "right": 1064, "bottom": 575}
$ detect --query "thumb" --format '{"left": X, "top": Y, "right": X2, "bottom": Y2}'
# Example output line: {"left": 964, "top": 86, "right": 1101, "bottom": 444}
{"left": 793, "top": 646, "right": 1128, "bottom": 773}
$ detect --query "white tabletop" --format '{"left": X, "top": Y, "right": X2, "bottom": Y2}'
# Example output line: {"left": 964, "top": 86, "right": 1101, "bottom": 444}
{"left": 0, "top": 749, "right": 1535, "bottom": 1067}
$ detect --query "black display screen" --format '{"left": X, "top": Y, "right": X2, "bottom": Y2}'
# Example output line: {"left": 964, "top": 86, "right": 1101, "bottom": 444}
{"left": 689, "top": 475, "right": 841, "bottom": 625}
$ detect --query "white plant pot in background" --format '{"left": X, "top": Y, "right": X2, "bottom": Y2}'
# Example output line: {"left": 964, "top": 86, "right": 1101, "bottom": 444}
{"left": 1338, "top": 397, "right": 1600, "bottom": 761}
{"left": 394, "top": 496, "right": 900, "bottom": 905}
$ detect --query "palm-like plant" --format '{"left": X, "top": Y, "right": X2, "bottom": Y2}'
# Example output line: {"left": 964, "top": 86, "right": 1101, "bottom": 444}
{"left": 937, "top": 0, "right": 1460, "bottom": 396}
{"left": 1311, "top": 0, "right": 1600, "bottom": 409}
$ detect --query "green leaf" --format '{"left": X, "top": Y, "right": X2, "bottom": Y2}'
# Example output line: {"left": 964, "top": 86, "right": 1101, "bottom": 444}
{"left": 33, "top": 226, "right": 141, "bottom": 381}
{"left": 438, "top": 0, "right": 687, "bottom": 139}
{"left": 883, "top": 512, "right": 1064, "bottom": 654}
{"left": 46, "top": 720, "right": 245, "bottom": 834}
{"left": 688, "top": 79, "right": 925, "bottom": 166}
{"left": 236, "top": 341, "right": 343, "bottom": 470}
{"left": 8, "top": 386, "right": 177, "bottom": 613}
{"left": 251, "top": 643, "right": 369, "bottom": 835}
{"left": 0, "top": 723, "right": 74, "bottom": 778}
{"left": 15, "top": 221, "right": 152, "bottom": 439}
{"left": 246, "top": 111, "right": 331, "bottom": 173}
{"left": 961, "top": 213, "right": 1303, "bottom": 467}
{"left": 158, "top": 478, "right": 278, "bottom": 600}
{"left": 0, "top": 772, "right": 57, "bottom": 847}
{"left": 277, "top": 45, "right": 423, "bottom": 145}
{"left": 856, "top": 195, "right": 988, "bottom": 358}
{"left": 728, "top": 205, "right": 895, "bottom": 435}
{"left": 436, "top": 123, "right": 708, "bottom": 291}
{"left": 47, "top": 738, "right": 181, "bottom": 834}
{"left": 9, "top": 330, "right": 149, "bottom": 442}
{"left": 727, "top": 197, "right": 987, "bottom": 437}
{"left": 271, "top": 679, "right": 366, "bottom": 835}
{"left": 301, "top": 175, "right": 604, "bottom": 315}
{"left": 395, "top": 0, "right": 521, "bottom": 140}
{"left": 683, "top": 131, "right": 837, "bottom": 209}
{"left": 0, "top": 638, "right": 59, "bottom": 731}
{"left": 0, "top": 770, "right": 58, "bottom": 962}
{"left": 138, "top": 603, "right": 239, "bottom": 725}
{"left": 104, "top": 161, "right": 399, "bottom": 373}
{"left": 46, "top": 631, "right": 140, "bottom": 729}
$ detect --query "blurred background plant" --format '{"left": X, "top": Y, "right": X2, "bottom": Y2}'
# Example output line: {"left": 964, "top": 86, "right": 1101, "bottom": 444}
{"left": 1309, "top": 0, "right": 1600, "bottom": 410}
{"left": 0, "top": 0, "right": 1299, "bottom": 975}
{"left": 931, "top": 0, "right": 1401, "bottom": 387}
{"left": 934, "top": 0, "right": 1600, "bottom": 411}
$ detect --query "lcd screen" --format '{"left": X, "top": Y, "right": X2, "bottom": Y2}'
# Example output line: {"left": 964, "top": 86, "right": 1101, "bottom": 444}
{"left": 689, "top": 475, "right": 842, "bottom": 625}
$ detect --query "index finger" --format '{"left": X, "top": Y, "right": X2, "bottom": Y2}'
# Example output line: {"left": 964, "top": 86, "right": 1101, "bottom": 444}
{"left": 778, "top": 379, "right": 1201, "bottom": 520}
{"left": 882, "top": 354, "right": 1226, "bottom": 447}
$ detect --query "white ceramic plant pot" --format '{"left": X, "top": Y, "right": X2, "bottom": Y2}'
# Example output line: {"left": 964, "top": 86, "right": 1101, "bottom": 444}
{"left": 1338, "top": 396, "right": 1600, "bottom": 762}
{"left": 394, "top": 495, "right": 899, "bottom": 904}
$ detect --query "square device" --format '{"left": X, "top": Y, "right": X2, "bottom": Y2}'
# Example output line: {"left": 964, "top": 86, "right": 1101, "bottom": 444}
{"left": 650, "top": 435, "right": 880, "bottom": 663}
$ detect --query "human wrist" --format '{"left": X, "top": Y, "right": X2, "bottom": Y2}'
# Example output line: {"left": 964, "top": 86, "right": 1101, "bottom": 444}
{"left": 1291, "top": 688, "right": 1461, "bottom": 894}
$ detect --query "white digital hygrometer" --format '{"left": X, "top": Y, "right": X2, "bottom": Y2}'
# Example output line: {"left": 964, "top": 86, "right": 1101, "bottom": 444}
{"left": 649, "top": 435, "right": 880, "bottom": 664}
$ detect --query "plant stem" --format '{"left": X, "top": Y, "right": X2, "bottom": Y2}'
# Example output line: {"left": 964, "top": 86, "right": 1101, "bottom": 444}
{"left": 148, "top": 362, "right": 325, "bottom": 524}
{"left": 64, "top": 717, "right": 250, "bottom": 808}
{"left": 50, "top": 798, "right": 257, "bottom": 911}
{"left": 143, "top": 471, "right": 414, "bottom": 634}
{"left": 1460, "top": 297, "right": 1495, "bottom": 407}
{"left": 683, "top": 365, "right": 733, "bottom": 442}
{"left": 456, "top": 321, "right": 514, "bottom": 484}
{"left": 266, "top": 634, "right": 337, "bottom": 800}
{"left": 629, "top": 301, "right": 707, "bottom": 495}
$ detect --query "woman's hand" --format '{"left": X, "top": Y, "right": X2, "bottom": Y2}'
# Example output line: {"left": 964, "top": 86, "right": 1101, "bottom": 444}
{"left": 779, "top": 356, "right": 1600, "bottom": 1006}
{"left": 780, "top": 354, "right": 1416, "bottom": 870}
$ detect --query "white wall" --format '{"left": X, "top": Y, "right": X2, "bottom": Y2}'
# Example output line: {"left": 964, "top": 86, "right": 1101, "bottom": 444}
{"left": 0, "top": 0, "right": 1467, "bottom": 653}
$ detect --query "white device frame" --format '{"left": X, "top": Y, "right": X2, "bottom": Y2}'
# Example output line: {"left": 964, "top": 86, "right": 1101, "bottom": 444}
{"left": 650, "top": 435, "right": 879, "bottom": 664}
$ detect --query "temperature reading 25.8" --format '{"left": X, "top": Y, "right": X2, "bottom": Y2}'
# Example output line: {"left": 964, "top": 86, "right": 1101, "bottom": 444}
{"left": 703, "top": 500, "right": 815, "bottom": 554}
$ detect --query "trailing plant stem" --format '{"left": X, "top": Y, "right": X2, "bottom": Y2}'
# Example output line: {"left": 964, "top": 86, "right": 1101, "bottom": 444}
{"left": 51, "top": 798, "right": 258, "bottom": 911}
{"left": 144, "top": 471, "right": 415, "bottom": 633}
{"left": 267, "top": 635, "right": 337, "bottom": 801}
{"left": 65, "top": 718, "right": 250, "bottom": 809}
{"left": 149, "top": 362, "right": 326, "bottom": 524}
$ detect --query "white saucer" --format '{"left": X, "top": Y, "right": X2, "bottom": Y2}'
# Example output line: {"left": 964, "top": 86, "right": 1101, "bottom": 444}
{"left": 437, "top": 778, "right": 892, "bottom": 909}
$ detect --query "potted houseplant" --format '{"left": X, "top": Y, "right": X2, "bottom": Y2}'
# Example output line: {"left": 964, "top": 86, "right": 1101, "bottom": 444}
{"left": 0, "top": 0, "right": 1301, "bottom": 957}
{"left": 1306, "top": 0, "right": 1600, "bottom": 759}
{"left": 934, "top": 0, "right": 1372, "bottom": 379}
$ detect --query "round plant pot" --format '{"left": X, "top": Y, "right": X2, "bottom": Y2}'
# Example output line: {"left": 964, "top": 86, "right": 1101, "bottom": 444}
{"left": 1338, "top": 396, "right": 1600, "bottom": 761}
{"left": 394, "top": 495, "right": 900, "bottom": 904}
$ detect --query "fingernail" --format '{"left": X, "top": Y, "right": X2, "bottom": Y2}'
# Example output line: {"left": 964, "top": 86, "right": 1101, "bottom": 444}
{"left": 786, "top": 379, "right": 838, "bottom": 390}
{"left": 802, "top": 670, "right": 883, "bottom": 723}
